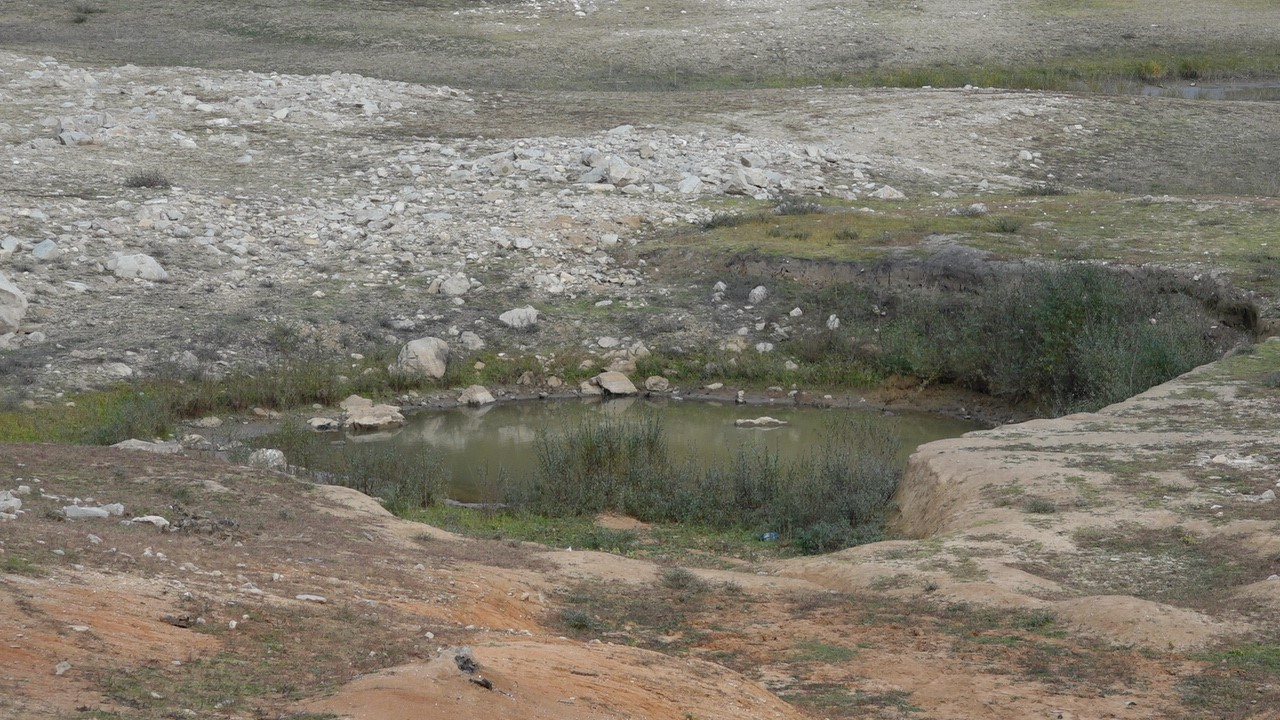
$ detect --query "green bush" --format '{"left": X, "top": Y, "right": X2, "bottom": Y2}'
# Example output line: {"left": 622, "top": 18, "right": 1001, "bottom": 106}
{"left": 871, "top": 265, "right": 1235, "bottom": 414}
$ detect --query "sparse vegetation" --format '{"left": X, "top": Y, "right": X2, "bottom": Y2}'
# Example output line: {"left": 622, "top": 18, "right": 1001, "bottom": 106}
{"left": 248, "top": 419, "right": 446, "bottom": 513}
{"left": 987, "top": 216, "right": 1024, "bottom": 233}
{"left": 501, "top": 413, "right": 901, "bottom": 554}
{"left": 124, "top": 169, "right": 172, "bottom": 189}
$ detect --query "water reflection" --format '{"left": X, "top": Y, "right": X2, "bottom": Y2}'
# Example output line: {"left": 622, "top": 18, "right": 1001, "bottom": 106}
{"left": 360, "top": 398, "right": 981, "bottom": 503}
{"left": 1140, "top": 82, "right": 1280, "bottom": 101}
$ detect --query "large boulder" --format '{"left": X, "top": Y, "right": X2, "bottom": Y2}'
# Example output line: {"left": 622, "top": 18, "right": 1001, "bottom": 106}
{"left": 346, "top": 403, "right": 405, "bottom": 431}
{"left": 0, "top": 272, "right": 28, "bottom": 333}
{"left": 499, "top": 306, "right": 539, "bottom": 330}
{"left": 592, "top": 371, "right": 638, "bottom": 396}
{"left": 107, "top": 253, "right": 168, "bottom": 281}
{"left": 458, "top": 384, "right": 496, "bottom": 406}
{"left": 391, "top": 337, "right": 449, "bottom": 378}
{"left": 439, "top": 274, "right": 471, "bottom": 297}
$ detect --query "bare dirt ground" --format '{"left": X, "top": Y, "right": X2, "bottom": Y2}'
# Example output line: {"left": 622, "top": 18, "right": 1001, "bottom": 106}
{"left": 3, "top": 1, "right": 1280, "bottom": 719}
{"left": 4, "top": 342, "right": 1279, "bottom": 719}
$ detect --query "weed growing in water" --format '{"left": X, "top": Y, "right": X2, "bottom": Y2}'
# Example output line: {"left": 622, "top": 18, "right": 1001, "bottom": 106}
{"left": 501, "top": 412, "right": 901, "bottom": 554}
{"left": 251, "top": 420, "right": 446, "bottom": 513}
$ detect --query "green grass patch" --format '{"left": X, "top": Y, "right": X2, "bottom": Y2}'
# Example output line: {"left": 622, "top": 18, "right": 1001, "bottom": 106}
{"left": 789, "top": 639, "right": 860, "bottom": 664}
{"left": 1, "top": 555, "right": 40, "bottom": 576}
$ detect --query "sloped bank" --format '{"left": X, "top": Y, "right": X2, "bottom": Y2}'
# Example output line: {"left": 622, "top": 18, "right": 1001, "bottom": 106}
{"left": 780, "top": 338, "right": 1280, "bottom": 650}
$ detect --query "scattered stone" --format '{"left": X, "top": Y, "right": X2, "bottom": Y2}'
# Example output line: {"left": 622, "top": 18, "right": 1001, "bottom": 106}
{"left": 248, "top": 448, "right": 287, "bottom": 470}
{"left": 308, "top": 417, "right": 341, "bottom": 431}
{"left": 63, "top": 506, "right": 111, "bottom": 519}
{"left": 747, "top": 285, "right": 769, "bottom": 304}
{"left": 126, "top": 515, "right": 171, "bottom": 530}
{"left": 106, "top": 253, "right": 168, "bottom": 281}
{"left": 0, "top": 272, "right": 28, "bottom": 333}
{"left": 870, "top": 185, "right": 906, "bottom": 200}
{"left": 391, "top": 336, "right": 449, "bottom": 378}
{"left": 644, "top": 375, "right": 670, "bottom": 392}
{"left": 439, "top": 274, "right": 471, "bottom": 297}
{"left": 458, "top": 384, "right": 496, "bottom": 406}
{"left": 32, "top": 239, "right": 60, "bottom": 261}
{"left": 499, "top": 306, "right": 539, "bottom": 329}
{"left": 346, "top": 403, "right": 405, "bottom": 431}
{"left": 295, "top": 594, "right": 329, "bottom": 604}
{"left": 826, "top": 314, "right": 841, "bottom": 330}
{"left": 459, "top": 331, "right": 485, "bottom": 351}
{"left": 592, "top": 371, "right": 638, "bottom": 396}
{"left": 54, "top": 661, "right": 71, "bottom": 676}
{"left": 0, "top": 491, "right": 21, "bottom": 515}
{"left": 111, "top": 439, "right": 182, "bottom": 454}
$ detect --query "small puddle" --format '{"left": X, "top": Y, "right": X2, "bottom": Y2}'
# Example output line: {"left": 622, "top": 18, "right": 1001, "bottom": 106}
{"left": 353, "top": 398, "right": 982, "bottom": 503}
{"left": 1140, "top": 81, "right": 1280, "bottom": 101}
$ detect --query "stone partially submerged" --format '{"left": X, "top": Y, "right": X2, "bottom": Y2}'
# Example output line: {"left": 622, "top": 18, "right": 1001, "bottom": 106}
{"left": 592, "top": 371, "right": 638, "bottom": 396}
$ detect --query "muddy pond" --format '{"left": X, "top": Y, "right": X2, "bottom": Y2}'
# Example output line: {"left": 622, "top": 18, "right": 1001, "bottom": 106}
{"left": 348, "top": 398, "right": 982, "bottom": 503}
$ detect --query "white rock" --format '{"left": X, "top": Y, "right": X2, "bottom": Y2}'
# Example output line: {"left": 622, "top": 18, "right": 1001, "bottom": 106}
{"left": 391, "top": 337, "right": 449, "bottom": 378}
{"left": 346, "top": 404, "right": 405, "bottom": 431}
{"left": 32, "top": 239, "right": 60, "bottom": 261}
{"left": 0, "top": 272, "right": 28, "bottom": 333}
{"left": 127, "top": 515, "right": 171, "bottom": 530}
{"left": 870, "top": 185, "right": 906, "bottom": 200}
{"left": 459, "top": 331, "right": 485, "bottom": 351}
{"left": 499, "top": 306, "right": 539, "bottom": 329}
{"left": 747, "top": 285, "right": 769, "bottom": 304}
{"left": 592, "top": 371, "right": 637, "bottom": 396}
{"left": 295, "top": 594, "right": 328, "bottom": 604}
{"left": 439, "top": 274, "right": 471, "bottom": 296}
{"left": 63, "top": 506, "right": 111, "bottom": 519}
{"left": 248, "top": 448, "right": 287, "bottom": 470}
{"left": 111, "top": 439, "right": 182, "bottom": 454}
{"left": 734, "top": 416, "right": 789, "bottom": 428}
{"left": 107, "top": 253, "right": 168, "bottom": 281}
{"left": 458, "top": 384, "right": 496, "bottom": 406}
{"left": 0, "top": 493, "right": 20, "bottom": 514}
{"left": 644, "top": 376, "right": 670, "bottom": 392}
{"left": 308, "top": 417, "right": 341, "bottom": 431}
{"left": 826, "top": 314, "right": 841, "bottom": 330}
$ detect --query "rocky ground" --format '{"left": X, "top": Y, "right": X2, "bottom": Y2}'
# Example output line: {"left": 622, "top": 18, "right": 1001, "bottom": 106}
{"left": 0, "top": 48, "right": 1085, "bottom": 396}
{"left": 3, "top": 1, "right": 1280, "bottom": 718}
